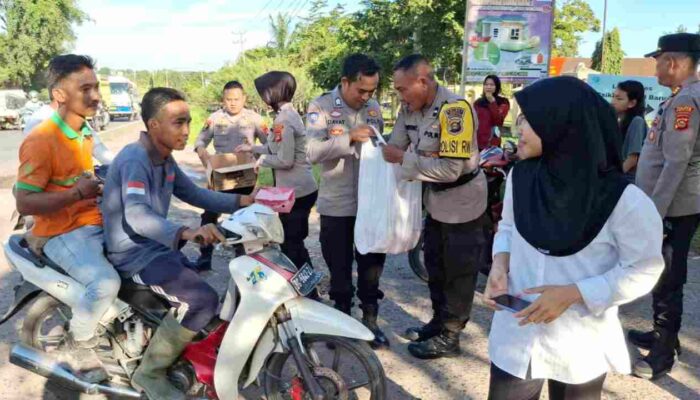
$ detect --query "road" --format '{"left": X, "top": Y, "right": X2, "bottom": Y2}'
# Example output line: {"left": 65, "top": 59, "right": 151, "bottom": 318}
{"left": 0, "top": 121, "right": 697, "bottom": 399}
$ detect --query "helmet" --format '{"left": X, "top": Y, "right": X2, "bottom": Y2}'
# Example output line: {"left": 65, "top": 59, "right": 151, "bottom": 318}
{"left": 219, "top": 203, "right": 284, "bottom": 246}
{"left": 28, "top": 91, "right": 38, "bottom": 101}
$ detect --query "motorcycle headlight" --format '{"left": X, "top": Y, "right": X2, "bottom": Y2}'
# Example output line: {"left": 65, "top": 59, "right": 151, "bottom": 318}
{"left": 256, "top": 212, "right": 284, "bottom": 244}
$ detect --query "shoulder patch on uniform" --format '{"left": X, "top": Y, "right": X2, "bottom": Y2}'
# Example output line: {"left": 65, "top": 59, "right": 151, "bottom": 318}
{"left": 438, "top": 100, "right": 476, "bottom": 159}
{"left": 674, "top": 105, "right": 694, "bottom": 131}
{"left": 273, "top": 124, "right": 284, "bottom": 142}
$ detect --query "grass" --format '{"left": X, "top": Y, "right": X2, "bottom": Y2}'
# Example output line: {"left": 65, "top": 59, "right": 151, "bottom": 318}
{"left": 692, "top": 230, "right": 700, "bottom": 254}
{"left": 256, "top": 165, "right": 321, "bottom": 187}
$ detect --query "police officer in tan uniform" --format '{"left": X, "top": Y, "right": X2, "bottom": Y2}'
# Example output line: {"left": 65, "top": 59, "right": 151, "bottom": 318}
{"left": 193, "top": 80, "right": 267, "bottom": 271}
{"left": 305, "top": 54, "right": 389, "bottom": 348}
{"left": 383, "top": 54, "right": 488, "bottom": 359}
{"left": 632, "top": 33, "right": 700, "bottom": 380}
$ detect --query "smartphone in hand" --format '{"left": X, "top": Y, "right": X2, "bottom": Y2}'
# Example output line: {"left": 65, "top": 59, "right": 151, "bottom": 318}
{"left": 492, "top": 294, "right": 531, "bottom": 313}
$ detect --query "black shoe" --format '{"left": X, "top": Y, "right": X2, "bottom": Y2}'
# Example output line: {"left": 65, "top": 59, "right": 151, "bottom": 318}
{"left": 403, "top": 317, "right": 442, "bottom": 342}
{"left": 628, "top": 329, "right": 681, "bottom": 355}
{"left": 408, "top": 331, "right": 461, "bottom": 360}
{"left": 632, "top": 330, "right": 679, "bottom": 380}
{"left": 361, "top": 304, "right": 390, "bottom": 349}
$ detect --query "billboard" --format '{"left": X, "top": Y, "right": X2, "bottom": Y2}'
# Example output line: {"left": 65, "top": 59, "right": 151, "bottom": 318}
{"left": 587, "top": 74, "right": 672, "bottom": 121}
{"left": 465, "top": 0, "right": 554, "bottom": 83}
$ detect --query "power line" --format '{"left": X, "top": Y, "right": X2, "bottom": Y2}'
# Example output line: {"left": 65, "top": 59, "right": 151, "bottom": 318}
{"left": 289, "top": 0, "right": 310, "bottom": 20}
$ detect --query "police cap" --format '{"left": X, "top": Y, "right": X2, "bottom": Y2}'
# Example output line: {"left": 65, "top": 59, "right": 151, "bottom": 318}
{"left": 645, "top": 33, "right": 700, "bottom": 58}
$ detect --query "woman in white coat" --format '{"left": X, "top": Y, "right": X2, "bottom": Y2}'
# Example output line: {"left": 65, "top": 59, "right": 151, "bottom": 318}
{"left": 484, "top": 76, "right": 664, "bottom": 400}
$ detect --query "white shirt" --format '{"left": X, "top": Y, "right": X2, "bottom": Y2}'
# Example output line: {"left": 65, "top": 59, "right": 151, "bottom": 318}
{"left": 490, "top": 173, "right": 664, "bottom": 384}
{"left": 23, "top": 104, "right": 114, "bottom": 165}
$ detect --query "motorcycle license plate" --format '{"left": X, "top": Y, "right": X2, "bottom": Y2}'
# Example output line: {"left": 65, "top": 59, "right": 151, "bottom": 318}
{"left": 290, "top": 263, "right": 323, "bottom": 296}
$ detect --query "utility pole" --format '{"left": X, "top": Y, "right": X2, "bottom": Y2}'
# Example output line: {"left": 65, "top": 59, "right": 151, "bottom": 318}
{"left": 232, "top": 31, "right": 246, "bottom": 64}
{"left": 601, "top": 0, "right": 608, "bottom": 73}
{"left": 459, "top": 0, "right": 470, "bottom": 97}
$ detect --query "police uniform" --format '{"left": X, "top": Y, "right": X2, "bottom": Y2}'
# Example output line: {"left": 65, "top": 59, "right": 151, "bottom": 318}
{"left": 305, "top": 86, "right": 389, "bottom": 347}
{"left": 389, "top": 85, "right": 488, "bottom": 359}
{"left": 253, "top": 102, "right": 318, "bottom": 270}
{"left": 194, "top": 108, "right": 267, "bottom": 270}
{"left": 633, "top": 33, "right": 700, "bottom": 379}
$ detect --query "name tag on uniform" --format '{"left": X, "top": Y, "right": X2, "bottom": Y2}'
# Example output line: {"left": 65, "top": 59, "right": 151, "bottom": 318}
{"left": 438, "top": 100, "right": 476, "bottom": 159}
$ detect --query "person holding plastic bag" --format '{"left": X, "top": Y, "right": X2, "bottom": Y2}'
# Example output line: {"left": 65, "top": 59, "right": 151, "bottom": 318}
{"left": 235, "top": 71, "right": 318, "bottom": 275}
{"left": 305, "top": 54, "right": 389, "bottom": 349}
{"left": 383, "top": 54, "right": 489, "bottom": 360}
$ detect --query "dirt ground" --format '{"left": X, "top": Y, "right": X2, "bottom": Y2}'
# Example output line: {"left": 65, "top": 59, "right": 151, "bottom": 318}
{"left": 0, "top": 125, "right": 698, "bottom": 399}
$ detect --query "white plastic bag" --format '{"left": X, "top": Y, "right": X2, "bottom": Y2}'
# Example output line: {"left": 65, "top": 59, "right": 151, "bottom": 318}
{"left": 355, "top": 134, "right": 422, "bottom": 255}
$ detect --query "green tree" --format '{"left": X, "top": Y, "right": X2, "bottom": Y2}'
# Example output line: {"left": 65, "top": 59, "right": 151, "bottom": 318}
{"left": 268, "top": 13, "right": 294, "bottom": 55}
{"left": 552, "top": 0, "right": 600, "bottom": 57}
{"left": 288, "top": 1, "right": 353, "bottom": 90}
{"left": 0, "top": 0, "right": 88, "bottom": 88}
{"left": 591, "top": 27, "right": 624, "bottom": 75}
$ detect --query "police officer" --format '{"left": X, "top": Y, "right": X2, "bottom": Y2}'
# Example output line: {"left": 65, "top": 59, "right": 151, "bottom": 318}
{"left": 305, "top": 54, "right": 389, "bottom": 349}
{"left": 633, "top": 33, "right": 700, "bottom": 380}
{"left": 383, "top": 54, "right": 488, "bottom": 359}
{"left": 194, "top": 80, "right": 267, "bottom": 271}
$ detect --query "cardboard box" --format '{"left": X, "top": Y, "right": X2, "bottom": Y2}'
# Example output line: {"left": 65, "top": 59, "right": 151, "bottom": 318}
{"left": 206, "top": 153, "right": 257, "bottom": 191}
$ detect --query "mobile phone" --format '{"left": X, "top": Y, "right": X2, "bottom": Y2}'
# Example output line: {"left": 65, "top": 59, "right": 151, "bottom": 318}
{"left": 492, "top": 294, "right": 531, "bottom": 313}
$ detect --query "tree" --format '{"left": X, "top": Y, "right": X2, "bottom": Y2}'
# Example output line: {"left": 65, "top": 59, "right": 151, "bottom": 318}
{"left": 591, "top": 27, "right": 624, "bottom": 75}
{"left": 552, "top": 0, "right": 600, "bottom": 57}
{"left": 268, "top": 13, "right": 294, "bottom": 55}
{"left": 0, "top": 0, "right": 88, "bottom": 88}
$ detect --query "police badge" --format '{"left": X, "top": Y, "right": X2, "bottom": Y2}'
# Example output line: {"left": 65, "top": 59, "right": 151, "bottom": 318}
{"left": 438, "top": 100, "right": 475, "bottom": 159}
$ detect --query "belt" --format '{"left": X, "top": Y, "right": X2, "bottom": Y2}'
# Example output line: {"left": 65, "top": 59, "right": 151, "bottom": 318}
{"left": 431, "top": 168, "right": 480, "bottom": 192}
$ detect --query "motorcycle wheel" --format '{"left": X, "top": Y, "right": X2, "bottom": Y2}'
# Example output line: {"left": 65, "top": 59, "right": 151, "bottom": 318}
{"left": 264, "top": 334, "right": 386, "bottom": 400}
{"left": 407, "top": 232, "right": 429, "bottom": 282}
{"left": 22, "top": 294, "right": 119, "bottom": 400}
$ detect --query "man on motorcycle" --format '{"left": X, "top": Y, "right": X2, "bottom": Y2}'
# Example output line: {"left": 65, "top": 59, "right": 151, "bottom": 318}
{"left": 15, "top": 55, "right": 121, "bottom": 383}
{"left": 101, "top": 87, "right": 254, "bottom": 400}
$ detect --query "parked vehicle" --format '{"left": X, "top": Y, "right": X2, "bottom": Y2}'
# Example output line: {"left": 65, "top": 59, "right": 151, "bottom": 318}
{"left": 0, "top": 90, "right": 27, "bottom": 130}
{"left": 1, "top": 198, "right": 386, "bottom": 399}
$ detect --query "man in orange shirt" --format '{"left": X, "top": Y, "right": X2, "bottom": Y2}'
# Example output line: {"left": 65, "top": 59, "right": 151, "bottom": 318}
{"left": 15, "top": 55, "right": 120, "bottom": 383}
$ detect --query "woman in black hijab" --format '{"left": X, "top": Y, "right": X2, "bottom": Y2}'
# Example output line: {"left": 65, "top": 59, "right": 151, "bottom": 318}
{"left": 483, "top": 77, "right": 664, "bottom": 400}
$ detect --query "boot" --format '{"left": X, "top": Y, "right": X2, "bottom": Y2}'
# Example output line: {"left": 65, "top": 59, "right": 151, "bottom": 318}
{"left": 403, "top": 316, "right": 443, "bottom": 342}
{"left": 632, "top": 329, "right": 679, "bottom": 380}
{"left": 195, "top": 245, "right": 213, "bottom": 272}
{"left": 407, "top": 330, "right": 461, "bottom": 360}
{"left": 56, "top": 334, "right": 109, "bottom": 384}
{"left": 628, "top": 329, "right": 681, "bottom": 354}
{"left": 131, "top": 314, "right": 197, "bottom": 400}
{"left": 361, "top": 304, "right": 390, "bottom": 349}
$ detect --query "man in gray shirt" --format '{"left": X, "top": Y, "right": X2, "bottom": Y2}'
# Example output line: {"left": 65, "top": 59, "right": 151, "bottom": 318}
{"left": 384, "top": 54, "right": 488, "bottom": 360}
{"left": 305, "top": 54, "right": 389, "bottom": 349}
{"left": 102, "top": 88, "right": 253, "bottom": 400}
{"left": 632, "top": 33, "right": 700, "bottom": 380}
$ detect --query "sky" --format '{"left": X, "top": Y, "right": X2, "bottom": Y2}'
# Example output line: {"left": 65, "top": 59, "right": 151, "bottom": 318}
{"left": 72, "top": 0, "right": 700, "bottom": 71}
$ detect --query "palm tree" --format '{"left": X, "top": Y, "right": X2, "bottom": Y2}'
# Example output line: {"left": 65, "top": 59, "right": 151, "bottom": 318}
{"left": 268, "top": 13, "right": 294, "bottom": 55}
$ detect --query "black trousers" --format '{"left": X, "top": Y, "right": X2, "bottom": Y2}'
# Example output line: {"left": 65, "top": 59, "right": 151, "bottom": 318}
{"left": 320, "top": 215, "right": 386, "bottom": 306}
{"left": 424, "top": 213, "right": 487, "bottom": 333}
{"left": 279, "top": 191, "right": 317, "bottom": 268}
{"left": 488, "top": 364, "right": 606, "bottom": 400}
{"left": 199, "top": 186, "right": 255, "bottom": 258}
{"left": 653, "top": 213, "right": 700, "bottom": 335}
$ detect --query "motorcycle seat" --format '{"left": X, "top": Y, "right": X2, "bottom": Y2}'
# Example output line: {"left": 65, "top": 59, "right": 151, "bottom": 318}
{"left": 8, "top": 234, "right": 67, "bottom": 276}
{"left": 118, "top": 279, "right": 170, "bottom": 321}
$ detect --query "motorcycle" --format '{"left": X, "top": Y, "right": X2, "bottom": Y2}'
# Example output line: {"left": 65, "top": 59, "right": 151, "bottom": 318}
{"left": 407, "top": 142, "right": 517, "bottom": 282}
{"left": 1, "top": 203, "right": 386, "bottom": 399}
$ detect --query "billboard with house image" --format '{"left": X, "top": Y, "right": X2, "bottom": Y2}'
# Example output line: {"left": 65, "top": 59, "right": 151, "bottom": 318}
{"left": 466, "top": 0, "right": 554, "bottom": 83}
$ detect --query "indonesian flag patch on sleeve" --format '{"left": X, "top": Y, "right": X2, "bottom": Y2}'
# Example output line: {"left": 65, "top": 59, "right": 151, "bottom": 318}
{"left": 126, "top": 181, "right": 146, "bottom": 195}
{"left": 674, "top": 105, "right": 694, "bottom": 131}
